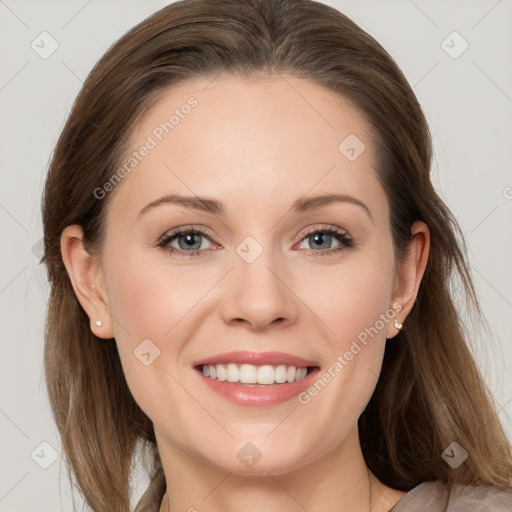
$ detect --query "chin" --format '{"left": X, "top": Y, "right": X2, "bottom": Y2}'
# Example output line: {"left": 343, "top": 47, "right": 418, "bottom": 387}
{"left": 196, "top": 438, "right": 315, "bottom": 476}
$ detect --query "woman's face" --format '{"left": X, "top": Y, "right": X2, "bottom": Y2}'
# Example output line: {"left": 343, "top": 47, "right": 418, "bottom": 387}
{"left": 89, "top": 75, "right": 415, "bottom": 474}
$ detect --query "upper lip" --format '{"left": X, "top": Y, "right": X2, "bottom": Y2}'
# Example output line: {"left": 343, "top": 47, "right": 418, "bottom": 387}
{"left": 193, "top": 350, "right": 319, "bottom": 368}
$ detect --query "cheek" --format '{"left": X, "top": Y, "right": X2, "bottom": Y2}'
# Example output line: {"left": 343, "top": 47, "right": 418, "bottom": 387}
{"left": 308, "top": 254, "right": 394, "bottom": 390}
{"left": 105, "top": 250, "right": 208, "bottom": 338}
{"left": 339, "top": 273, "right": 391, "bottom": 342}
{"left": 314, "top": 253, "right": 395, "bottom": 349}
{"left": 101, "top": 252, "right": 207, "bottom": 420}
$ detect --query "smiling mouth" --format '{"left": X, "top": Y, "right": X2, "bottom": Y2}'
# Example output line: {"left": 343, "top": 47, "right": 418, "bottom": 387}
{"left": 196, "top": 363, "right": 317, "bottom": 386}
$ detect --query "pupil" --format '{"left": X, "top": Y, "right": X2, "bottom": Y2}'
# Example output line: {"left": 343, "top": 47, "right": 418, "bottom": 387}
{"left": 312, "top": 233, "right": 331, "bottom": 249}
{"left": 180, "top": 233, "right": 200, "bottom": 249}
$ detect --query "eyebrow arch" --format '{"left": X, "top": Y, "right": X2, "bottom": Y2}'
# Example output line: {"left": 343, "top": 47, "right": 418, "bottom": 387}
{"left": 138, "top": 192, "right": 373, "bottom": 221}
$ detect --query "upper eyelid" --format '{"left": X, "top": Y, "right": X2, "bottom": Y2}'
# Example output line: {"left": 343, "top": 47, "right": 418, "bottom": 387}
{"left": 300, "top": 225, "right": 349, "bottom": 237}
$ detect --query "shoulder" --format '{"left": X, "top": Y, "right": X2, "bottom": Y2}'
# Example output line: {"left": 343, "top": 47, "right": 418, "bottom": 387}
{"left": 389, "top": 480, "right": 512, "bottom": 511}
{"left": 447, "top": 482, "right": 512, "bottom": 511}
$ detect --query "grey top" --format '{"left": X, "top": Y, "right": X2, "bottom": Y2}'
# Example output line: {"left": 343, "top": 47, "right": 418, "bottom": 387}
{"left": 389, "top": 480, "right": 512, "bottom": 511}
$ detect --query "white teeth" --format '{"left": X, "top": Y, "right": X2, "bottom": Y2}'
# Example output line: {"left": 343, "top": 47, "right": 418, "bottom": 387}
{"left": 298, "top": 367, "right": 308, "bottom": 380}
{"left": 257, "top": 365, "right": 275, "bottom": 385}
{"left": 275, "top": 365, "right": 287, "bottom": 383}
{"left": 202, "top": 363, "right": 309, "bottom": 385}
{"left": 226, "top": 363, "right": 238, "bottom": 383}
{"left": 216, "top": 364, "right": 227, "bottom": 381}
{"left": 239, "top": 364, "right": 257, "bottom": 384}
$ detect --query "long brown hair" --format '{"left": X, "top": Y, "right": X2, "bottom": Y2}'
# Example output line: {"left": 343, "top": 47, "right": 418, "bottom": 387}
{"left": 41, "top": 0, "right": 512, "bottom": 510}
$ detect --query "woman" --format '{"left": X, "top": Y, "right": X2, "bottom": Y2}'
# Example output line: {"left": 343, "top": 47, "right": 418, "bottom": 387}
{"left": 41, "top": 0, "right": 512, "bottom": 510}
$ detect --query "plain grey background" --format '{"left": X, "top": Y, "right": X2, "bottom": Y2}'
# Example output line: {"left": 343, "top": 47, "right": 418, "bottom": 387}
{"left": 1, "top": 0, "right": 511, "bottom": 510}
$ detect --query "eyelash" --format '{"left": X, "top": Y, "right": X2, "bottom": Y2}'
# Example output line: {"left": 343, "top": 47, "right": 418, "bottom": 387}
{"left": 157, "top": 225, "right": 355, "bottom": 259}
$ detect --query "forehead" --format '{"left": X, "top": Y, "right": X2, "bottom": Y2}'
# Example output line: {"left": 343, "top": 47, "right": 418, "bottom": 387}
{"left": 107, "top": 74, "right": 385, "bottom": 221}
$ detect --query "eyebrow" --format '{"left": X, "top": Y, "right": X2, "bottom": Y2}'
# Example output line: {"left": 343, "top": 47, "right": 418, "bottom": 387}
{"left": 138, "top": 193, "right": 373, "bottom": 221}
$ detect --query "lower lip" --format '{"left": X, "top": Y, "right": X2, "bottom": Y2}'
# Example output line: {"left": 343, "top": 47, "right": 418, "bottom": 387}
{"left": 195, "top": 367, "right": 319, "bottom": 407}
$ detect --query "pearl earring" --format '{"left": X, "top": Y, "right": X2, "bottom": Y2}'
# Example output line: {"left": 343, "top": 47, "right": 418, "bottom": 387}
{"left": 95, "top": 320, "right": 102, "bottom": 326}
{"left": 394, "top": 319, "right": 403, "bottom": 330}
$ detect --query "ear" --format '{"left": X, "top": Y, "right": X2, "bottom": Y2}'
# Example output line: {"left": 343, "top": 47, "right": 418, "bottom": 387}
{"left": 386, "top": 220, "right": 430, "bottom": 339}
{"left": 60, "top": 225, "right": 114, "bottom": 339}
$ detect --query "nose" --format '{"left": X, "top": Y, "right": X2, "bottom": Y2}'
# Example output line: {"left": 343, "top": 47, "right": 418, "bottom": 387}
{"left": 220, "top": 242, "right": 298, "bottom": 331}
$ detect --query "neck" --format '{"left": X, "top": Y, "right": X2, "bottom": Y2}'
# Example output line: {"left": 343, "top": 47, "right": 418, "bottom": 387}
{"left": 157, "top": 426, "right": 404, "bottom": 512}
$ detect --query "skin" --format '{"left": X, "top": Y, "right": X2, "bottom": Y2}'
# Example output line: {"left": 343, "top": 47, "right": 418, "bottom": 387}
{"left": 61, "top": 74, "right": 429, "bottom": 512}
